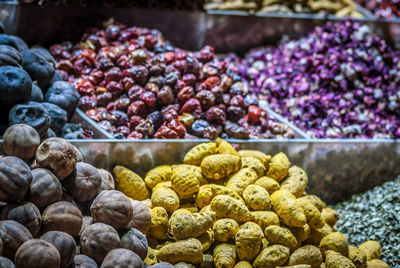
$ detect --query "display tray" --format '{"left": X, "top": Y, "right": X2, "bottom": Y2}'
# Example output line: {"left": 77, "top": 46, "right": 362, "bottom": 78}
{"left": 69, "top": 139, "right": 400, "bottom": 204}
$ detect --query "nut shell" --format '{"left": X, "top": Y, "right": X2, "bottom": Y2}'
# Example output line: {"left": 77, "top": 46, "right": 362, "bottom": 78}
{"left": 0, "top": 156, "right": 32, "bottom": 203}
{"left": 0, "top": 220, "right": 33, "bottom": 259}
{"left": 36, "top": 137, "right": 77, "bottom": 180}
{"left": 81, "top": 223, "right": 120, "bottom": 264}
{"left": 90, "top": 190, "right": 133, "bottom": 230}
{"left": 0, "top": 202, "right": 42, "bottom": 237}
{"left": 15, "top": 239, "right": 61, "bottom": 268}
{"left": 101, "top": 248, "right": 144, "bottom": 268}
{"left": 2, "top": 124, "right": 40, "bottom": 160}
{"left": 41, "top": 231, "right": 76, "bottom": 268}
{"left": 64, "top": 162, "right": 102, "bottom": 202}
{"left": 42, "top": 201, "right": 83, "bottom": 237}
{"left": 127, "top": 199, "right": 151, "bottom": 235}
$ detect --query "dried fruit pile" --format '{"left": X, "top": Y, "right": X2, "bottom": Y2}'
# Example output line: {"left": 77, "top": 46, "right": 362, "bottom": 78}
{"left": 114, "top": 139, "right": 389, "bottom": 267}
{"left": 50, "top": 20, "right": 294, "bottom": 139}
{"left": 356, "top": 0, "right": 400, "bottom": 18}
{"left": 0, "top": 124, "right": 151, "bottom": 267}
{"left": 204, "top": 0, "right": 363, "bottom": 17}
{"left": 227, "top": 20, "right": 400, "bottom": 138}
{"left": 0, "top": 25, "right": 88, "bottom": 139}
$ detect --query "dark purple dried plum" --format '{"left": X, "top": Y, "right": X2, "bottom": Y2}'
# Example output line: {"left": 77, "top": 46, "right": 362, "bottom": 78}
{"left": 9, "top": 102, "right": 50, "bottom": 139}
{"left": 146, "top": 111, "right": 163, "bottom": 130}
{"left": 0, "top": 45, "right": 22, "bottom": 67}
{"left": 0, "top": 66, "right": 32, "bottom": 108}
{"left": 45, "top": 81, "right": 80, "bottom": 120}
{"left": 0, "top": 34, "right": 28, "bottom": 52}
{"left": 224, "top": 121, "right": 250, "bottom": 139}
{"left": 22, "top": 49, "right": 55, "bottom": 89}
{"left": 30, "top": 84, "right": 44, "bottom": 102}
{"left": 190, "top": 119, "right": 209, "bottom": 137}
{"left": 41, "top": 102, "right": 68, "bottom": 135}
{"left": 30, "top": 47, "right": 56, "bottom": 67}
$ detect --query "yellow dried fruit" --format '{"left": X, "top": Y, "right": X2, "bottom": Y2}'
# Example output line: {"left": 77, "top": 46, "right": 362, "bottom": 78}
{"left": 321, "top": 208, "right": 339, "bottom": 227}
{"left": 226, "top": 168, "right": 258, "bottom": 195}
{"left": 238, "top": 150, "right": 271, "bottom": 168}
{"left": 366, "top": 259, "right": 389, "bottom": 268}
{"left": 320, "top": 232, "right": 349, "bottom": 256}
{"left": 325, "top": 250, "right": 356, "bottom": 268}
{"left": 151, "top": 187, "right": 180, "bottom": 213}
{"left": 213, "top": 218, "right": 240, "bottom": 243}
{"left": 241, "top": 157, "right": 266, "bottom": 177}
{"left": 271, "top": 190, "right": 306, "bottom": 227}
{"left": 144, "top": 247, "right": 158, "bottom": 265}
{"left": 251, "top": 211, "right": 280, "bottom": 231}
{"left": 200, "top": 204, "right": 212, "bottom": 213}
{"left": 264, "top": 225, "right": 298, "bottom": 252}
{"left": 183, "top": 142, "right": 217, "bottom": 166}
{"left": 171, "top": 209, "right": 191, "bottom": 218}
{"left": 297, "top": 199, "right": 325, "bottom": 229}
{"left": 242, "top": 185, "right": 270, "bottom": 211}
{"left": 152, "top": 181, "right": 172, "bottom": 191}
{"left": 216, "top": 138, "right": 238, "bottom": 155}
{"left": 261, "top": 238, "right": 269, "bottom": 250}
{"left": 171, "top": 164, "right": 202, "bottom": 199}
{"left": 196, "top": 184, "right": 243, "bottom": 209}
{"left": 113, "top": 165, "right": 150, "bottom": 200}
{"left": 213, "top": 243, "right": 236, "bottom": 268}
{"left": 305, "top": 223, "right": 333, "bottom": 245}
{"left": 235, "top": 222, "right": 264, "bottom": 261}
{"left": 210, "top": 195, "right": 253, "bottom": 223}
{"left": 280, "top": 166, "right": 308, "bottom": 197}
{"left": 201, "top": 154, "right": 241, "bottom": 180}
{"left": 297, "top": 195, "right": 326, "bottom": 212}
{"left": 347, "top": 245, "right": 367, "bottom": 268}
{"left": 288, "top": 245, "right": 323, "bottom": 268}
{"left": 288, "top": 224, "right": 311, "bottom": 243}
{"left": 149, "top": 207, "right": 169, "bottom": 240}
{"left": 255, "top": 176, "right": 280, "bottom": 194}
{"left": 198, "top": 229, "right": 214, "bottom": 251}
{"left": 266, "top": 152, "right": 290, "bottom": 182}
{"left": 359, "top": 241, "right": 381, "bottom": 261}
{"left": 179, "top": 203, "right": 199, "bottom": 213}
{"left": 157, "top": 238, "right": 203, "bottom": 264}
{"left": 144, "top": 165, "right": 172, "bottom": 189}
{"left": 168, "top": 212, "right": 216, "bottom": 240}
{"left": 234, "top": 261, "right": 252, "bottom": 268}
{"left": 253, "top": 245, "right": 290, "bottom": 268}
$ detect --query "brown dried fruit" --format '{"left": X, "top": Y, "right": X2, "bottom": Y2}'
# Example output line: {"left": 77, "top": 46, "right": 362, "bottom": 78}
{"left": 28, "top": 168, "right": 63, "bottom": 209}
{"left": 0, "top": 202, "right": 42, "bottom": 237}
{"left": 41, "top": 231, "right": 76, "bottom": 268}
{"left": 0, "top": 220, "right": 33, "bottom": 259}
{"left": 36, "top": 137, "right": 77, "bottom": 179}
{"left": 15, "top": 239, "right": 60, "bottom": 268}
{"left": 127, "top": 199, "right": 151, "bottom": 235}
{"left": 2, "top": 124, "right": 40, "bottom": 160}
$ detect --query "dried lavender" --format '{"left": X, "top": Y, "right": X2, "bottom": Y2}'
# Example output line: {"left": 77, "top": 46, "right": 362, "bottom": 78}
{"left": 228, "top": 20, "right": 400, "bottom": 139}
{"left": 333, "top": 177, "right": 400, "bottom": 267}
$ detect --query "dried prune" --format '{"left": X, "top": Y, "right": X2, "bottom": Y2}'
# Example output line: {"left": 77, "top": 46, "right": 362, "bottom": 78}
{"left": 30, "top": 84, "right": 44, "bottom": 102}
{"left": 22, "top": 49, "right": 55, "bottom": 89}
{"left": 45, "top": 81, "right": 80, "bottom": 119}
{"left": 0, "top": 66, "right": 32, "bottom": 108}
{"left": 41, "top": 102, "right": 67, "bottom": 135}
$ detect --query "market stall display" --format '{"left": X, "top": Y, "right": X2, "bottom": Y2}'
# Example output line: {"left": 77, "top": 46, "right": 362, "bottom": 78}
{"left": 0, "top": 125, "right": 392, "bottom": 267}
{"left": 226, "top": 19, "right": 400, "bottom": 138}
{"left": 356, "top": 0, "right": 400, "bottom": 19}
{"left": 50, "top": 21, "right": 295, "bottom": 139}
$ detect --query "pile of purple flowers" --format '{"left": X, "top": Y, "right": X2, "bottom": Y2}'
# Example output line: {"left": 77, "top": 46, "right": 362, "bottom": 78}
{"left": 227, "top": 20, "right": 400, "bottom": 138}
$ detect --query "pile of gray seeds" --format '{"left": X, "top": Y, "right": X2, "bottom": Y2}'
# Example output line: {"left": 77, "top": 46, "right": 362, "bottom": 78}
{"left": 333, "top": 176, "right": 400, "bottom": 267}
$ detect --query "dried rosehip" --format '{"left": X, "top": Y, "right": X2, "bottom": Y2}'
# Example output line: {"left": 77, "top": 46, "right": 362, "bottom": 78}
{"left": 78, "top": 95, "right": 97, "bottom": 111}
{"left": 124, "top": 65, "right": 148, "bottom": 85}
{"left": 206, "top": 107, "right": 226, "bottom": 125}
{"left": 111, "top": 110, "right": 129, "bottom": 127}
{"left": 90, "top": 70, "right": 104, "bottom": 85}
{"left": 180, "top": 98, "right": 202, "bottom": 118}
{"left": 115, "top": 96, "right": 131, "bottom": 111}
{"left": 75, "top": 78, "right": 94, "bottom": 95}
{"left": 227, "top": 106, "right": 245, "bottom": 122}
{"left": 117, "top": 126, "right": 130, "bottom": 137}
{"left": 86, "top": 108, "right": 100, "bottom": 122}
{"left": 157, "top": 85, "right": 174, "bottom": 105}
{"left": 106, "top": 102, "right": 116, "bottom": 112}
{"left": 167, "top": 119, "right": 186, "bottom": 137}
{"left": 128, "top": 131, "right": 143, "bottom": 139}
{"left": 203, "top": 125, "right": 218, "bottom": 140}
{"left": 135, "top": 119, "right": 154, "bottom": 137}
{"left": 140, "top": 91, "right": 156, "bottom": 109}
{"left": 104, "top": 67, "right": 123, "bottom": 83}
{"left": 149, "top": 75, "right": 164, "bottom": 88}
{"left": 147, "top": 111, "right": 163, "bottom": 130}
{"left": 211, "top": 86, "right": 223, "bottom": 103}
{"left": 182, "top": 73, "right": 196, "bottom": 86}
{"left": 130, "top": 49, "right": 147, "bottom": 65}
{"left": 164, "top": 72, "right": 179, "bottom": 86}
{"left": 106, "top": 81, "right": 124, "bottom": 98}
{"left": 98, "top": 120, "right": 114, "bottom": 134}
{"left": 230, "top": 95, "right": 244, "bottom": 107}
{"left": 153, "top": 126, "right": 179, "bottom": 139}
{"left": 248, "top": 105, "right": 263, "bottom": 125}
{"left": 162, "top": 108, "right": 178, "bottom": 122}
{"left": 204, "top": 76, "right": 220, "bottom": 89}
{"left": 145, "top": 82, "right": 159, "bottom": 95}
{"left": 220, "top": 74, "right": 233, "bottom": 92}
{"left": 190, "top": 119, "right": 209, "bottom": 137}
{"left": 127, "top": 100, "right": 147, "bottom": 117}
{"left": 129, "top": 115, "right": 142, "bottom": 131}
{"left": 196, "top": 90, "right": 215, "bottom": 109}
{"left": 97, "top": 92, "right": 113, "bottom": 107}
{"left": 178, "top": 113, "right": 195, "bottom": 128}
{"left": 177, "top": 86, "right": 194, "bottom": 103}
{"left": 105, "top": 25, "right": 120, "bottom": 40}
{"left": 197, "top": 46, "right": 214, "bottom": 63}
{"left": 121, "top": 77, "right": 134, "bottom": 91}
{"left": 127, "top": 85, "right": 144, "bottom": 101}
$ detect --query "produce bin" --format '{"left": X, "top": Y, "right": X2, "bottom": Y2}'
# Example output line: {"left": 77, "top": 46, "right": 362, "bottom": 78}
{"left": 71, "top": 139, "right": 400, "bottom": 204}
